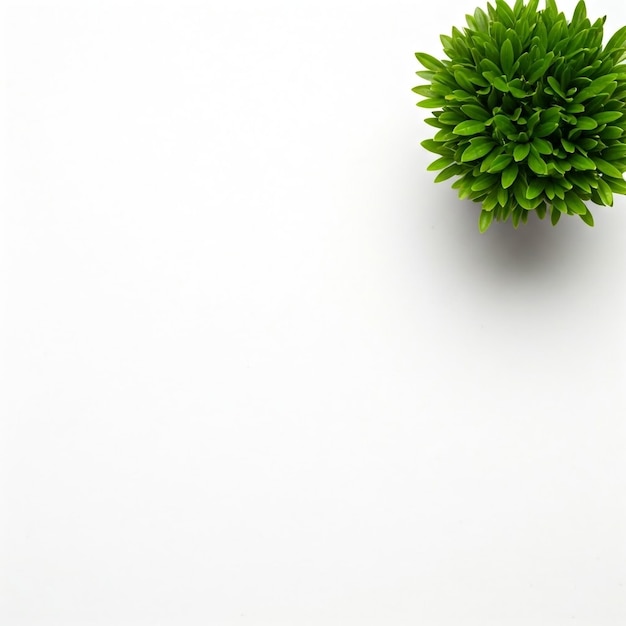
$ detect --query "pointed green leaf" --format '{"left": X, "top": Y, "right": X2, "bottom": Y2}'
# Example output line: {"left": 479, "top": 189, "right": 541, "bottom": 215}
{"left": 536, "top": 201, "right": 547, "bottom": 219}
{"left": 454, "top": 70, "right": 475, "bottom": 92}
{"left": 453, "top": 120, "right": 487, "bottom": 136}
{"left": 478, "top": 209, "right": 494, "bottom": 233}
{"left": 412, "top": 85, "right": 434, "bottom": 97}
{"left": 500, "top": 39, "right": 514, "bottom": 76}
{"left": 526, "top": 179, "right": 545, "bottom": 199}
{"left": 594, "top": 110, "right": 623, "bottom": 125}
{"left": 574, "top": 74, "right": 618, "bottom": 101}
{"left": 434, "top": 164, "right": 463, "bottom": 182}
{"left": 604, "top": 176, "right": 626, "bottom": 194}
{"left": 569, "top": 153, "right": 596, "bottom": 170}
{"left": 577, "top": 116, "right": 598, "bottom": 130}
{"left": 602, "top": 145, "right": 626, "bottom": 160}
{"left": 493, "top": 114, "right": 517, "bottom": 137}
{"left": 460, "top": 104, "right": 491, "bottom": 121}
{"left": 579, "top": 209, "right": 595, "bottom": 226}
{"left": 596, "top": 178, "right": 614, "bottom": 206}
{"left": 547, "top": 76, "right": 566, "bottom": 98}
{"left": 427, "top": 156, "right": 454, "bottom": 171}
{"left": 551, "top": 206, "right": 562, "bottom": 225}
{"left": 603, "top": 25, "right": 626, "bottom": 57}
{"left": 415, "top": 52, "right": 445, "bottom": 71}
{"left": 461, "top": 138, "right": 495, "bottom": 162}
{"left": 421, "top": 139, "right": 449, "bottom": 155}
{"left": 534, "top": 121, "right": 560, "bottom": 137}
{"left": 600, "top": 126, "right": 623, "bottom": 140}
{"left": 439, "top": 111, "right": 465, "bottom": 125}
{"left": 417, "top": 98, "right": 447, "bottom": 108}
{"left": 513, "top": 143, "right": 531, "bottom": 161}
{"left": 565, "top": 192, "right": 587, "bottom": 215}
{"left": 527, "top": 53, "right": 555, "bottom": 82}
{"left": 487, "top": 154, "right": 514, "bottom": 173}
{"left": 471, "top": 173, "right": 498, "bottom": 192}
{"left": 528, "top": 151, "right": 548, "bottom": 175}
{"left": 595, "top": 158, "right": 622, "bottom": 178}
{"left": 532, "top": 137, "right": 553, "bottom": 155}
{"left": 492, "top": 75, "right": 510, "bottom": 92}
{"left": 501, "top": 162, "right": 519, "bottom": 188}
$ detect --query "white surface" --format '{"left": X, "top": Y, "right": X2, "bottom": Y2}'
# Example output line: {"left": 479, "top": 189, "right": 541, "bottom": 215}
{"left": 1, "top": 0, "right": 625, "bottom": 624}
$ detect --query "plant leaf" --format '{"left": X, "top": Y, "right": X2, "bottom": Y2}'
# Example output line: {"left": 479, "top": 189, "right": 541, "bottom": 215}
{"left": 434, "top": 164, "right": 463, "bottom": 182}
{"left": 526, "top": 179, "right": 545, "bottom": 199}
{"left": 427, "top": 156, "right": 454, "bottom": 171}
{"left": 565, "top": 192, "right": 587, "bottom": 215}
{"left": 528, "top": 151, "right": 548, "bottom": 175}
{"left": 461, "top": 138, "right": 496, "bottom": 162}
{"left": 415, "top": 52, "right": 445, "bottom": 71}
{"left": 453, "top": 120, "right": 487, "bottom": 135}
{"left": 513, "top": 143, "right": 531, "bottom": 161}
{"left": 478, "top": 209, "right": 494, "bottom": 233}
{"left": 596, "top": 178, "right": 614, "bottom": 206}
{"left": 460, "top": 104, "right": 491, "bottom": 121}
{"left": 501, "top": 163, "right": 519, "bottom": 188}
{"left": 500, "top": 39, "right": 514, "bottom": 76}
{"left": 576, "top": 116, "right": 598, "bottom": 130}
{"left": 574, "top": 74, "right": 618, "bottom": 101}
{"left": 594, "top": 158, "right": 623, "bottom": 178}
{"left": 594, "top": 110, "right": 623, "bottom": 125}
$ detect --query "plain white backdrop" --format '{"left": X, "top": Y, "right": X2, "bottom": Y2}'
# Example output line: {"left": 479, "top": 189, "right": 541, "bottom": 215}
{"left": 1, "top": 0, "right": 625, "bottom": 624}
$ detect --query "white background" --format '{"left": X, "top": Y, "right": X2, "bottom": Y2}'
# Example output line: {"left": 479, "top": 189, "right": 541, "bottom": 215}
{"left": 1, "top": 0, "right": 625, "bottom": 624}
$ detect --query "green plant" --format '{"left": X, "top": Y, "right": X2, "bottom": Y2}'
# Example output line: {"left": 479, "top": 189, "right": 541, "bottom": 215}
{"left": 413, "top": 0, "right": 626, "bottom": 232}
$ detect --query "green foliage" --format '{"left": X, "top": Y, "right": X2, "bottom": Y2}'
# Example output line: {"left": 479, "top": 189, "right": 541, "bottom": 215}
{"left": 414, "top": 0, "right": 626, "bottom": 232}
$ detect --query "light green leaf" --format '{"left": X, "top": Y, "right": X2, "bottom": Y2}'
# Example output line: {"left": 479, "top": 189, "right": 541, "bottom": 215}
{"left": 478, "top": 209, "right": 494, "bottom": 233}
{"left": 427, "top": 156, "right": 454, "bottom": 171}
{"left": 526, "top": 179, "right": 545, "bottom": 199}
{"left": 460, "top": 104, "right": 491, "bottom": 121}
{"left": 421, "top": 139, "right": 449, "bottom": 155}
{"left": 415, "top": 52, "right": 445, "bottom": 71}
{"left": 412, "top": 85, "right": 434, "bottom": 97}
{"left": 439, "top": 112, "right": 465, "bottom": 125}
{"left": 461, "top": 138, "right": 495, "bottom": 162}
{"left": 532, "top": 137, "right": 553, "bottom": 155}
{"left": 579, "top": 209, "right": 595, "bottom": 227}
{"left": 602, "top": 145, "right": 626, "bottom": 160}
{"left": 454, "top": 70, "right": 475, "bottom": 92}
{"left": 534, "top": 121, "right": 559, "bottom": 137}
{"left": 594, "top": 158, "right": 622, "bottom": 178}
{"left": 417, "top": 98, "right": 447, "bottom": 108}
{"left": 434, "top": 164, "right": 463, "bottom": 182}
{"left": 487, "top": 154, "right": 514, "bottom": 173}
{"left": 569, "top": 153, "right": 596, "bottom": 170}
{"left": 500, "top": 39, "right": 514, "bottom": 76}
{"left": 513, "top": 143, "right": 531, "bottom": 161}
{"left": 492, "top": 75, "right": 510, "bottom": 92}
{"left": 574, "top": 74, "right": 618, "bottom": 101}
{"left": 601, "top": 126, "right": 623, "bottom": 140}
{"left": 596, "top": 178, "right": 614, "bottom": 206}
{"left": 528, "top": 151, "right": 548, "bottom": 175}
{"left": 594, "top": 110, "right": 623, "bottom": 125}
{"left": 547, "top": 76, "right": 566, "bottom": 98}
{"left": 501, "top": 162, "right": 519, "bottom": 188}
{"left": 453, "top": 120, "right": 487, "bottom": 136}
{"left": 565, "top": 192, "right": 587, "bottom": 215}
{"left": 576, "top": 116, "right": 598, "bottom": 130}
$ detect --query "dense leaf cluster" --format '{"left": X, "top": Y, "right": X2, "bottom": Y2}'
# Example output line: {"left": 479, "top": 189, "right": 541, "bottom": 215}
{"left": 414, "top": 0, "right": 626, "bottom": 231}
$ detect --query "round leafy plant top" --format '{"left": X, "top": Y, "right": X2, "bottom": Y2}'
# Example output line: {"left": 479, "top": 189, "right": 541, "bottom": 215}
{"left": 413, "top": 0, "right": 626, "bottom": 232}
